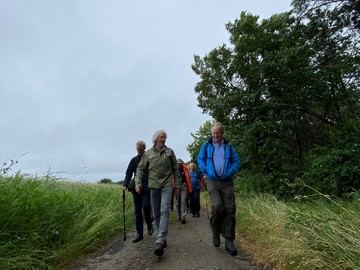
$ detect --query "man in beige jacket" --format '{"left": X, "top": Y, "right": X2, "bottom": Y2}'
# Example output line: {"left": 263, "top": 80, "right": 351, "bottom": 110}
{"left": 135, "top": 129, "right": 181, "bottom": 257}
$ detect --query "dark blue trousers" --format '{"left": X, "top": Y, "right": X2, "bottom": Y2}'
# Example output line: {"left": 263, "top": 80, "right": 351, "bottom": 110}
{"left": 132, "top": 188, "right": 152, "bottom": 236}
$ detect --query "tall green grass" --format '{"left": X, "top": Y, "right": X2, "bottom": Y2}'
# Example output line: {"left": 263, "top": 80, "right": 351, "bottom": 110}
{"left": 0, "top": 173, "right": 133, "bottom": 270}
{"left": 3, "top": 173, "right": 360, "bottom": 269}
{"left": 235, "top": 193, "right": 360, "bottom": 269}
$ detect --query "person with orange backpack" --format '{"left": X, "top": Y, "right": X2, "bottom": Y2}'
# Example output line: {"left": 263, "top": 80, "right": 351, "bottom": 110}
{"left": 174, "top": 158, "right": 192, "bottom": 224}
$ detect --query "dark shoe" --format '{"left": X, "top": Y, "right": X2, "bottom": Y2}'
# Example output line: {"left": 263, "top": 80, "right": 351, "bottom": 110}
{"left": 148, "top": 226, "right": 154, "bottom": 236}
{"left": 212, "top": 234, "right": 220, "bottom": 247}
{"left": 154, "top": 243, "right": 164, "bottom": 256}
{"left": 132, "top": 233, "right": 143, "bottom": 243}
{"left": 225, "top": 239, "right": 238, "bottom": 256}
{"left": 181, "top": 220, "right": 186, "bottom": 224}
{"left": 192, "top": 214, "right": 195, "bottom": 217}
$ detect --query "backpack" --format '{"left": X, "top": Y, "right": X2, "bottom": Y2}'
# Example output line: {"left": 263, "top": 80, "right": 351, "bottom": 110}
{"left": 204, "top": 141, "right": 233, "bottom": 161}
{"left": 179, "top": 165, "right": 186, "bottom": 183}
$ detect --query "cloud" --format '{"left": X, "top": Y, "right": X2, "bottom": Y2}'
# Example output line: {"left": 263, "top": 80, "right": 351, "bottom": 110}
{"left": 0, "top": 0, "right": 290, "bottom": 182}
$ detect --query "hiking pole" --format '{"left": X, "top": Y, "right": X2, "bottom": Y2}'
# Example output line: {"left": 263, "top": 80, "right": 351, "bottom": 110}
{"left": 204, "top": 184, "right": 209, "bottom": 219}
{"left": 122, "top": 190, "right": 126, "bottom": 241}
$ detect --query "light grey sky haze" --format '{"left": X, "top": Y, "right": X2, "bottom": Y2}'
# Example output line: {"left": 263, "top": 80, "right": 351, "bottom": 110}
{"left": 0, "top": 0, "right": 291, "bottom": 182}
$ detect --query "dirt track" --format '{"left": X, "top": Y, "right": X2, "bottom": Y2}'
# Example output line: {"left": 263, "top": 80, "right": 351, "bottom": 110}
{"left": 67, "top": 210, "right": 268, "bottom": 270}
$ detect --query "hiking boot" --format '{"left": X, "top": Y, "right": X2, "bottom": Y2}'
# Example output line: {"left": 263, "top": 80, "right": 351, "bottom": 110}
{"left": 154, "top": 243, "right": 164, "bottom": 256}
{"left": 212, "top": 234, "right": 220, "bottom": 247}
{"left": 148, "top": 225, "right": 154, "bottom": 236}
{"left": 132, "top": 233, "right": 143, "bottom": 243}
{"left": 225, "top": 238, "right": 238, "bottom": 256}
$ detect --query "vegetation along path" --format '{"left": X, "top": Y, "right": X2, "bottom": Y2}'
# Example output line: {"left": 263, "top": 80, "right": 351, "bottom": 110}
{"left": 68, "top": 210, "right": 267, "bottom": 270}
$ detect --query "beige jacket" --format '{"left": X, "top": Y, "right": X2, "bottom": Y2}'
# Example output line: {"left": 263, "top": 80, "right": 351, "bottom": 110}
{"left": 135, "top": 145, "right": 181, "bottom": 189}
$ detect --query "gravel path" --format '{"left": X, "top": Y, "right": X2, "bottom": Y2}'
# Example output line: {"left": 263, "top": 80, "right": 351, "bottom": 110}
{"left": 67, "top": 210, "right": 268, "bottom": 270}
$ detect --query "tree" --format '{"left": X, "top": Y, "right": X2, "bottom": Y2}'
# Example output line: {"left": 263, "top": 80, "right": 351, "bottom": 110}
{"left": 191, "top": 9, "right": 359, "bottom": 196}
{"left": 98, "top": 178, "right": 113, "bottom": 184}
{"left": 187, "top": 120, "right": 213, "bottom": 164}
{"left": 292, "top": 0, "right": 360, "bottom": 30}
{"left": 193, "top": 12, "right": 314, "bottom": 174}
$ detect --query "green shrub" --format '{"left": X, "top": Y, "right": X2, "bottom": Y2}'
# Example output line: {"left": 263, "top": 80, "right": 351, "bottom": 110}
{"left": 302, "top": 120, "right": 360, "bottom": 197}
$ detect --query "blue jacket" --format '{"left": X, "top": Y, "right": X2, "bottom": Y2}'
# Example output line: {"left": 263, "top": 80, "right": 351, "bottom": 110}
{"left": 197, "top": 138, "right": 240, "bottom": 181}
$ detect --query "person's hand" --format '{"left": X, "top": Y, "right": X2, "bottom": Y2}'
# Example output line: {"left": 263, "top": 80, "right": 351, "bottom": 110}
{"left": 122, "top": 186, "right": 127, "bottom": 191}
{"left": 135, "top": 185, "right": 142, "bottom": 194}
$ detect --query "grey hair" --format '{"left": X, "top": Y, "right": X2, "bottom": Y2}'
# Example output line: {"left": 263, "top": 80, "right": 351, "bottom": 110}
{"left": 152, "top": 129, "right": 167, "bottom": 144}
{"left": 189, "top": 162, "right": 197, "bottom": 168}
{"left": 136, "top": 140, "right": 146, "bottom": 149}
{"left": 211, "top": 122, "right": 224, "bottom": 134}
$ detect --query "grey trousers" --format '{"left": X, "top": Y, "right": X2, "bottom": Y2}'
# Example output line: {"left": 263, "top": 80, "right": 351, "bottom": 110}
{"left": 176, "top": 182, "right": 188, "bottom": 221}
{"left": 206, "top": 179, "right": 236, "bottom": 241}
{"left": 150, "top": 184, "right": 172, "bottom": 245}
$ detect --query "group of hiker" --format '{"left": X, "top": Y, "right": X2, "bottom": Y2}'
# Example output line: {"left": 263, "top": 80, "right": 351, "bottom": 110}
{"left": 122, "top": 122, "right": 240, "bottom": 257}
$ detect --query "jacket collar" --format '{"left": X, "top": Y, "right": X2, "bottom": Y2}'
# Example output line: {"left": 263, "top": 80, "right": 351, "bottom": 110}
{"left": 207, "top": 137, "right": 229, "bottom": 145}
{"left": 153, "top": 145, "right": 168, "bottom": 153}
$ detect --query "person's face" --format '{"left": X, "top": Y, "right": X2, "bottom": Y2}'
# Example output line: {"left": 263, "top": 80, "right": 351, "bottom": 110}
{"left": 155, "top": 133, "right": 167, "bottom": 149}
{"left": 189, "top": 163, "right": 195, "bottom": 171}
{"left": 211, "top": 126, "right": 223, "bottom": 144}
{"left": 136, "top": 145, "right": 145, "bottom": 156}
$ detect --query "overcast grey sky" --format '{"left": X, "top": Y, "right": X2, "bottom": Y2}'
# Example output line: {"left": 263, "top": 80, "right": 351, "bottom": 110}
{"left": 0, "top": 0, "right": 291, "bottom": 182}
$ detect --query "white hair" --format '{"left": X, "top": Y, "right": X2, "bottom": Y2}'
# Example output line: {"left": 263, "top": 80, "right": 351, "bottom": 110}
{"left": 152, "top": 129, "right": 167, "bottom": 144}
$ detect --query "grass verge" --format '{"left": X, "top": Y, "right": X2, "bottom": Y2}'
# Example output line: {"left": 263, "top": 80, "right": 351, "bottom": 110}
{"left": 235, "top": 193, "right": 360, "bottom": 269}
{"left": 0, "top": 173, "right": 133, "bottom": 270}
{"left": 3, "top": 173, "right": 359, "bottom": 269}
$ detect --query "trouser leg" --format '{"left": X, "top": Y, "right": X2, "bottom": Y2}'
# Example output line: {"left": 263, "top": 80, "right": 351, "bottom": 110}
{"left": 222, "top": 182, "right": 236, "bottom": 240}
{"left": 170, "top": 190, "right": 174, "bottom": 211}
{"left": 142, "top": 188, "right": 153, "bottom": 228}
{"left": 176, "top": 191, "right": 181, "bottom": 220}
{"left": 194, "top": 189, "right": 200, "bottom": 214}
{"left": 180, "top": 184, "right": 188, "bottom": 221}
{"left": 206, "top": 180, "right": 236, "bottom": 240}
{"left": 189, "top": 191, "right": 195, "bottom": 215}
{"left": 151, "top": 185, "right": 172, "bottom": 245}
{"left": 132, "top": 191, "right": 144, "bottom": 236}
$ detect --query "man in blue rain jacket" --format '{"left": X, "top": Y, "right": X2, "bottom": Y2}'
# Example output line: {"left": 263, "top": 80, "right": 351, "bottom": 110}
{"left": 197, "top": 122, "right": 240, "bottom": 256}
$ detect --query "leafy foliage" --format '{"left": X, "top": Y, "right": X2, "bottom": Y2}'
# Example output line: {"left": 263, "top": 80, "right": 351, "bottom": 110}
{"left": 302, "top": 119, "right": 360, "bottom": 197}
{"left": 191, "top": 5, "right": 359, "bottom": 197}
{"left": 187, "top": 120, "right": 212, "bottom": 164}
{"left": 292, "top": 0, "right": 360, "bottom": 31}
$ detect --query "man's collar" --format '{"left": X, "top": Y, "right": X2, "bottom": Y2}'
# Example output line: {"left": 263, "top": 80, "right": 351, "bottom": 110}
{"left": 154, "top": 145, "right": 167, "bottom": 152}
{"left": 212, "top": 138, "right": 224, "bottom": 146}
